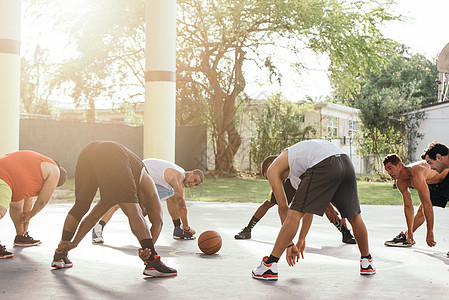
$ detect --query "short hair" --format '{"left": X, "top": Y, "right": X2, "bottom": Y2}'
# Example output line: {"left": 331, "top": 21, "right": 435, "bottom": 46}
{"left": 191, "top": 169, "right": 204, "bottom": 183}
{"left": 261, "top": 155, "right": 278, "bottom": 177}
{"left": 382, "top": 154, "right": 402, "bottom": 166}
{"left": 421, "top": 141, "right": 449, "bottom": 160}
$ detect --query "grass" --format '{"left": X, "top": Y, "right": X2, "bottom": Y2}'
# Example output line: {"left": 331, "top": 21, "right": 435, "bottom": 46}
{"left": 52, "top": 176, "right": 420, "bottom": 206}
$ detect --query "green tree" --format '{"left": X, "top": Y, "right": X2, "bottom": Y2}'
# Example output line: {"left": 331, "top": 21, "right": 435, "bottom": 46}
{"left": 250, "top": 94, "right": 316, "bottom": 169}
{"left": 341, "top": 46, "right": 436, "bottom": 171}
{"left": 177, "top": 0, "right": 399, "bottom": 173}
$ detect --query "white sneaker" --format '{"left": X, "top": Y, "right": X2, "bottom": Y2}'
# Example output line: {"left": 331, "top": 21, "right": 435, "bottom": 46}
{"left": 360, "top": 256, "right": 376, "bottom": 275}
{"left": 252, "top": 256, "right": 278, "bottom": 280}
{"left": 92, "top": 224, "right": 104, "bottom": 244}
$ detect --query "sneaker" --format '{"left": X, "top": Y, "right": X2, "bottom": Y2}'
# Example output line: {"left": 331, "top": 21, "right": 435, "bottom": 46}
{"left": 252, "top": 256, "right": 278, "bottom": 281}
{"left": 51, "top": 249, "right": 73, "bottom": 269}
{"left": 360, "top": 256, "right": 376, "bottom": 275}
{"left": 14, "top": 232, "right": 42, "bottom": 247}
{"left": 446, "top": 251, "right": 449, "bottom": 257}
{"left": 143, "top": 255, "right": 177, "bottom": 277}
{"left": 341, "top": 227, "right": 356, "bottom": 244}
{"left": 173, "top": 227, "right": 196, "bottom": 240}
{"left": 92, "top": 224, "right": 104, "bottom": 244}
{"left": 234, "top": 227, "right": 251, "bottom": 239}
{"left": 173, "top": 227, "right": 183, "bottom": 239}
{"left": 0, "top": 243, "right": 14, "bottom": 259}
{"left": 384, "top": 232, "right": 411, "bottom": 247}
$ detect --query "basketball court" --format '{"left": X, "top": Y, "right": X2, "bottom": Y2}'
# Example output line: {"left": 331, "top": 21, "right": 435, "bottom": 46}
{"left": 1, "top": 202, "right": 449, "bottom": 299}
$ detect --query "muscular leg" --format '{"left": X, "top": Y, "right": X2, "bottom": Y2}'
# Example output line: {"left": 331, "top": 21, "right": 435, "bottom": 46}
{"left": 412, "top": 204, "right": 425, "bottom": 233}
{"left": 9, "top": 200, "right": 24, "bottom": 235}
{"left": 99, "top": 204, "right": 120, "bottom": 224}
{"left": 253, "top": 201, "right": 275, "bottom": 219}
{"left": 347, "top": 213, "right": 370, "bottom": 257}
{"left": 166, "top": 197, "right": 180, "bottom": 221}
{"left": 70, "top": 201, "right": 114, "bottom": 247}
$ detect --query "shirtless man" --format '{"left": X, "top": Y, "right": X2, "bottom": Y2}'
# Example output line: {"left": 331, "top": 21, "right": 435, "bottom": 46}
{"left": 383, "top": 151, "right": 449, "bottom": 248}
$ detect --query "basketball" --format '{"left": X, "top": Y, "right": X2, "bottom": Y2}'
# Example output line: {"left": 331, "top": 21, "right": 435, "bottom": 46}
{"left": 198, "top": 230, "right": 222, "bottom": 255}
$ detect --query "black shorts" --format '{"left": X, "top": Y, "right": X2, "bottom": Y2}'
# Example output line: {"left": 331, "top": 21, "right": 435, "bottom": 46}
{"left": 75, "top": 141, "right": 144, "bottom": 206}
{"left": 269, "top": 179, "right": 296, "bottom": 205}
{"left": 428, "top": 172, "right": 449, "bottom": 208}
{"left": 289, "top": 154, "right": 361, "bottom": 218}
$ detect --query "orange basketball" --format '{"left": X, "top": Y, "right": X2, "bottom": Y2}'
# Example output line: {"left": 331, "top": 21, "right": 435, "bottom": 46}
{"left": 198, "top": 230, "right": 222, "bottom": 255}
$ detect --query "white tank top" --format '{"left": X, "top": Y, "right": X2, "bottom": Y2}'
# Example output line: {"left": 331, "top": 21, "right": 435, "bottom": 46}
{"left": 143, "top": 158, "right": 185, "bottom": 191}
{"left": 287, "top": 139, "right": 344, "bottom": 189}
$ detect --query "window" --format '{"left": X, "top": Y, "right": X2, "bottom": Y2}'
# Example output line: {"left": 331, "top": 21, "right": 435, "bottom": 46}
{"left": 348, "top": 120, "right": 357, "bottom": 137}
{"left": 327, "top": 117, "right": 338, "bottom": 138}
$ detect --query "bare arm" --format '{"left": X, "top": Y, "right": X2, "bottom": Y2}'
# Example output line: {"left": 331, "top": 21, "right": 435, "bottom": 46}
{"left": 167, "top": 171, "right": 192, "bottom": 232}
{"left": 267, "top": 150, "right": 290, "bottom": 224}
{"left": 139, "top": 173, "right": 163, "bottom": 242}
{"left": 411, "top": 174, "right": 436, "bottom": 247}
{"left": 27, "top": 163, "right": 59, "bottom": 221}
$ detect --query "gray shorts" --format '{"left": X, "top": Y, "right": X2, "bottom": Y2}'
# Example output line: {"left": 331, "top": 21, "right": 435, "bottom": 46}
{"left": 156, "top": 184, "right": 175, "bottom": 201}
{"left": 289, "top": 154, "right": 361, "bottom": 218}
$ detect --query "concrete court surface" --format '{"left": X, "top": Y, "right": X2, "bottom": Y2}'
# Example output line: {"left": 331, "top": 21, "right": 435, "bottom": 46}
{"left": 1, "top": 201, "right": 449, "bottom": 300}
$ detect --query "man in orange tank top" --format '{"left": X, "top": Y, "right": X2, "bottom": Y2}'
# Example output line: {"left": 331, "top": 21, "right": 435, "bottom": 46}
{"left": 0, "top": 150, "right": 67, "bottom": 259}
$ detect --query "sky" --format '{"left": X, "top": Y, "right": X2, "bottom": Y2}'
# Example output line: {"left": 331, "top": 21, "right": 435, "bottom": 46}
{"left": 245, "top": 0, "right": 449, "bottom": 102}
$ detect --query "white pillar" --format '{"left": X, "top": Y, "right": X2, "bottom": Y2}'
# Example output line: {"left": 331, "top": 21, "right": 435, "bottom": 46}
{"left": 144, "top": 0, "right": 176, "bottom": 162}
{"left": 0, "top": 0, "right": 21, "bottom": 156}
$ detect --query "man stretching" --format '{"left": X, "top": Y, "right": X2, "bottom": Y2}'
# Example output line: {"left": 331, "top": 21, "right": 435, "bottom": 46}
{"left": 52, "top": 141, "right": 177, "bottom": 277}
{"left": 91, "top": 158, "right": 204, "bottom": 243}
{"left": 0, "top": 150, "right": 67, "bottom": 259}
{"left": 383, "top": 144, "right": 449, "bottom": 248}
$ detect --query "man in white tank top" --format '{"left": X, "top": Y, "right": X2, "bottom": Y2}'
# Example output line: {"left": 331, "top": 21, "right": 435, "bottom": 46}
{"left": 91, "top": 158, "right": 204, "bottom": 242}
{"left": 252, "top": 139, "right": 375, "bottom": 281}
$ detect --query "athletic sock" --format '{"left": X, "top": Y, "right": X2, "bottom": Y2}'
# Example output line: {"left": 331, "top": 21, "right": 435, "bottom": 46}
{"left": 173, "top": 219, "right": 181, "bottom": 228}
{"left": 99, "top": 220, "right": 106, "bottom": 229}
{"left": 265, "top": 255, "right": 279, "bottom": 264}
{"left": 246, "top": 216, "right": 260, "bottom": 230}
{"left": 361, "top": 254, "right": 372, "bottom": 259}
{"left": 334, "top": 220, "right": 342, "bottom": 232}
{"left": 139, "top": 239, "right": 157, "bottom": 261}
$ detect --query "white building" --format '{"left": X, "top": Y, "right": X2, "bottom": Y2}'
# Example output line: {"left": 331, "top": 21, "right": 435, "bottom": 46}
{"left": 410, "top": 101, "right": 449, "bottom": 161}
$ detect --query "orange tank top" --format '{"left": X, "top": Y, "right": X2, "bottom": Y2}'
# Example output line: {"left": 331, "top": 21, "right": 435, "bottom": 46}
{"left": 0, "top": 150, "right": 56, "bottom": 202}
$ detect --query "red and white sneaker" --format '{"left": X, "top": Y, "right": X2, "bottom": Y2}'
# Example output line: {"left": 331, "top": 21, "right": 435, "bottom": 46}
{"left": 51, "top": 249, "right": 73, "bottom": 269}
{"left": 143, "top": 255, "right": 177, "bottom": 277}
{"left": 252, "top": 256, "right": 278, "bottom": 281}
{"left": 14, "top": 232, "right": 42, "bottom": 247}
{"left": 0, "top": 243, "right": 13, "bottom": 259}
{"left": 360, "top": 256, "right": 376, "bottom": 275}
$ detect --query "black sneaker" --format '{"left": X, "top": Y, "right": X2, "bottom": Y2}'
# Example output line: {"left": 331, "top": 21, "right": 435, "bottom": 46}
{"left": 14, "top": 232, "right": 42, "bottom": 247}
{"left": 341, "top": 227, "right": 356, "bottom": 244}
{"left": 0, "top": 243, "right": 13, "bottom": 259}
{"left": 384, "top": 232, "right": 411, "bottom": 247}
{"left": 51, "top": 249, "right": 73, "bottom": 269}
{"left": 234, "top": 227, "right": 251, "bottom": 239}
{"left": 143, "top": 255, "right": 177, "bottom": 277}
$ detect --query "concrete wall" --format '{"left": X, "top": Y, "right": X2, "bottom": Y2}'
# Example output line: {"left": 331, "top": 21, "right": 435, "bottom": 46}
{"left": 19, "top": 119, "right": 207, "bottom": 176}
